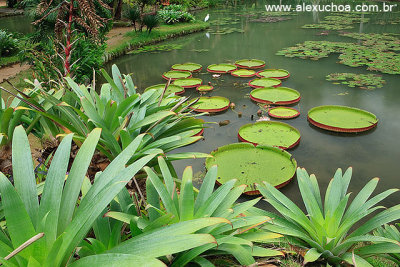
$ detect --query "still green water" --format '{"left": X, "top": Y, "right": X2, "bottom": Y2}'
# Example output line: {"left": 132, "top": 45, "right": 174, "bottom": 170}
{"left": 110, "top": 2, "right": 400, "bottom": 207}
{"left": 0, "top": 15, "right": 33, "bottom": 34}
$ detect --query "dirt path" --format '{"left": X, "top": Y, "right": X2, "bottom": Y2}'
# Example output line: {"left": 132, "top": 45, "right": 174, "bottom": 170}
{"left": 106, "top": 26, "right": 133, "bottom": 48}
{"left": 0, "top": 0, "right": 6, "bottom": 7}
{"left": 0, "top": 63, "right": 30, "bottom": 83}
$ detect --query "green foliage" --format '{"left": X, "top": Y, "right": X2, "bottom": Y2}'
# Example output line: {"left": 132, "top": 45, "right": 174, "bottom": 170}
{"left": 142, "top": 15, "right": 160, "bottom": 33}
{"left": 372, "top": 224, "right": 400, "bottom": 265}
{"left": 255, "top": 167, "right": 400, "bottom": 266}
{"left": 103, "top": 156, "right": 284, "bottom": 265}
{"left": 27, "top": 64, "right": 207, "bottom": 163}
{"left": 125, "top": 6, "right": 141, "bottom": 31}
{"left": 0, "top": 30, "right": 18, "bottom": 57}
{"left": 326, "top": 73, "right": 386, "bottom": 90}
{"left": 158, "top": 5, "right": 195, "bottom": 24}
{"left": 0, "top": 126, "right": 158, "bottom": 266}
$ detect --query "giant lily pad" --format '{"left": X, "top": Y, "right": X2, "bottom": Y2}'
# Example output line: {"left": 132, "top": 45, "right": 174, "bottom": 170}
{"left": 235, "top": 59, "right": 266, "bottom": 69}
{"left": 190, "top": 96, "right": 230, "bottom": 113}
{"left": 268, "top": 107, "right": 300, "bottom": 119}
{"left": 308, "top": 105, "right": 378, "bottom": 133}
{"left": 231, "top": 69, "right": 256, "bottom": 77}
{"left": 196, "top": 85, "right": 214, "bottom": 92}
{"left": 250, "top": 87, "right": 301, "bottom": 105}
{"left": 256, "top": 69, "right": 290, "bottom": 79}
{"left": 173, "top": 78, "right": 202, "bottom": 88}
{"left": 171, "top": 63, "right": 202, "bottom": 72}
{"left": 207, "top": 64, "right": 237, "bottom": 73}
{"left": 238, "top": 121, "right": 300, "bottom": 149}
{"left": 145, "top": 84, "right": 185, "bottom": 95}
{"left": 205, "top": 143, "right": 297, "bottom": 195}
{"left": 162, "top": 70, "right": 192, "bottom": 80}
{"left": 248, "top": 78, "right": 282, "bottom": 88}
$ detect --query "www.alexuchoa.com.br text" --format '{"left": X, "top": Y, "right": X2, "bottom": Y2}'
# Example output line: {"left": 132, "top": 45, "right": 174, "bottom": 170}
{"left": 265, "top": 2, "right": 398, "bottom": 12}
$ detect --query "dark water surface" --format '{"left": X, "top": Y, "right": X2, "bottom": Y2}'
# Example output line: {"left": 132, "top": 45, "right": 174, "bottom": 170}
{"left": 106, "top": 2, "right": 400, "bottom": 209}
{"left": 0, "top": 15, "right": 33, "bottom": 34}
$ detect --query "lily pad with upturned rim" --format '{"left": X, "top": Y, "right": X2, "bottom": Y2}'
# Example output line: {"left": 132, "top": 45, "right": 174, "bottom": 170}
{"left": 249, "top": 78, "right": 282, "bottom": 88}
{"left": 256, "top": 69, "right": 290, "bottom": 79}
{"left": 308, "top": 105, "right": 378, "bottom": 133}
{"left": 144, "top": 84, "right": 185, "bottom": 95}
{"left": 231, "top": 69, "right": 256, "bottom": 77}
{"left": 162, "top": 70, "right": 192, "bottom": 80}
{"left": 173, "top": 78, "right": 203, "bottom": 88}
{"left": 205, "top": 143, "right": 297, "bottom": 195}
{"left": 268, "top": 107, "right": 300, "bottom": 119}
{"left": 235, "top": 59, "right": 266, "bottom": 69}
{"left": 196, "top": 85, "right": 214, "bottom": 92}
{"left": 190, "top": 96, "right": 230, "bottom": 113}
{"left": 238, "top": 121, "right": 300, "bottom": 149}
{"left": 207, "top": 64, "right": 237, "bottom": 73}
{"left": 250, "top": 87, "right": 301, "bottom": 105}
{"left": 171, "top": 63, "right": 202, "bottom": 72}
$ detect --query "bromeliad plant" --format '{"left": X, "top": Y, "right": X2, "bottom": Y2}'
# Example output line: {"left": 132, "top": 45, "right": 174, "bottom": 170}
{"left": 371, "top": 224, "right": 400, "bottom": 265}
{"left": 0, "top": 126, "right": 227, "bottom": 266}
{"left": 28, "top": 65, "right": 207, "bottom": 163}
{"left": 255, "top": 167, "right": 400, "bottom": 266}
{"left": 102, "top": 156, "right": 284, "bottom": 266}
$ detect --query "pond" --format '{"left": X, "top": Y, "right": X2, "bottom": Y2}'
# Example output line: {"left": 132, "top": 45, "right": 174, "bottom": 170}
{"left": 105, "top": 0, "right": 400, "bottom": 208}
{"left": 0, "top": 14, "right": 33, "bottom": 34}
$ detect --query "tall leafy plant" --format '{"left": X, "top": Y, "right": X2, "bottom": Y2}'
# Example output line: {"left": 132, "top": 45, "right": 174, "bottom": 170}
{"left": 0, "top": 126, "right": 224, "bottom": 266}
{"left": 30, "top": 65, "right": 207, "bottom": 163}
{"left": 255, "top": 167, "right": 400, "bottom": 266}
{"left": 103, "top": 156, "right": 284, "bottom": 265}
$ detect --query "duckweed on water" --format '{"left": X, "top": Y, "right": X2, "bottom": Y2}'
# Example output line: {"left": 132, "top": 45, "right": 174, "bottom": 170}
{"left": 302, "top": 14, "right": 370, "bottom": 31}
{"left": 128, "top": 43, "right": 183, "bottom": 54}
{"left": 326, "top": 73, "right": 386, "bottom": 89}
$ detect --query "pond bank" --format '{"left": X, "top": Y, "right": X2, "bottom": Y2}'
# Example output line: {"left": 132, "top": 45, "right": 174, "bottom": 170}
{"left": 104, "top": 21, "right": 210, "bottom": 62}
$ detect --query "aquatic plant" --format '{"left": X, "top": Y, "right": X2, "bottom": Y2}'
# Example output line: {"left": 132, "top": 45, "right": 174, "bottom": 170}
{"left": 190, "top": 96, "right": 230, "bottom": 113}
{"left": 308, "top": 105, "right": 378, "bottom": 133}
{"left": 206, "top": 143, "right": 297, "bottom": 195}
{"left": 276, "top": 35, "right": 400, "bottom": 74}
{"left": 255, "top": 167, "right": 400, "bottom": 266}
{"left": 128, "top": 43, "right": 184, "bottom": 54}
{"left": 103, "top": 156, "right": 283, "bottom": 265}
{"left": 326, "top": 73, "right": 385, "bottom": 89}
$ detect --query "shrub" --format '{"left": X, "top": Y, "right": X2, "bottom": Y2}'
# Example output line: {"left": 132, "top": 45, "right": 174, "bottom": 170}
{"left": 91, "top": 156, "right": 284, "bottom": 265}
{"left": 142, "top": 14, "right": 160, "bottom": 33}
{"left": 255, "top": 167, "right": 400, "bottom": 266}
{"left": 157, "top": 4, "right": 195, "bottom": 24}
{"left": 125, "top": 6, "right": 141, "bottom": 31}
{"left": 0, "top": 30, "right": 18, "bottom": 57}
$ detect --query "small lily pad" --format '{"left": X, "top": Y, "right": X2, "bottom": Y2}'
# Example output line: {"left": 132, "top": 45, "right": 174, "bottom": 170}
{"left": 308, "top": 105, "right": 378, "bottom": 133}
{"left": 190, "top": 96, "right": 230, "bottom": 113}
{"left": 145, "top": 84, "right": 185, "bottom": 95}
{"left": 231, "top": 69, "right": 256, "bottom": 77}
{"left": 207, "top": 64, "right": 237, "bottom": 73}
{"left": 238, "top": 121, "right": 300, "bottom": 149}
{"left": 205, "top": 143, "right": 297, "bottom": 195}
{"left": 173, "top": 78, "right": 203, "bottom": 88}
{"left": 171, "top": 63, "right": 202, "bottom": 72}
{"left": 268, "top": 107, "right": 300, "bottom": 119}
{"left": 257, "top": 69, "right": 290, "bottom": 79}
{"left": 196, "top": 85, "right": 214, "bottom": 92}
{"left": 250, "top": 87, "right": 301, "bottom": 105}
{"left": 235, "top": 59, "right": 266, "bottom": 69}
{"left": 162, "top": 70, "right": 192, "bottom": 80}
{"left": 248, "top": 78, "right": 282, "bottom": 88}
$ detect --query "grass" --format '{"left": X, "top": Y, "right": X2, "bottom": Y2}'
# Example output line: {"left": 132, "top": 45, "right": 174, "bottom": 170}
{"left": 0, "top": 55, "right": 20, "bottom": 68}
{"left": 106, "top": 21, "right": 209, "bottom": 56}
